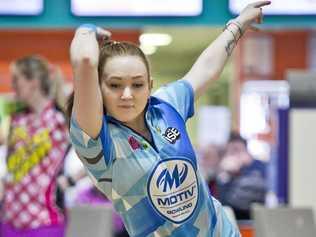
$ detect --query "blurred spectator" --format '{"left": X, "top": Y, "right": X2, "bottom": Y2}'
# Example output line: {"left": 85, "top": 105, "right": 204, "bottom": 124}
{"left": 216, "top": 132, "right": 267, "bottom": 220}
{"left": 0, "top": 56, "right": 69, "bottom": 237}
{"left": 0, "top": 142, "right": 5, "bottom": 205}
{"left": 49, "top": 65, "right": 71, "bottom": 114}
{"left": 197, "top": 143, "right": 222, "bottom": 197}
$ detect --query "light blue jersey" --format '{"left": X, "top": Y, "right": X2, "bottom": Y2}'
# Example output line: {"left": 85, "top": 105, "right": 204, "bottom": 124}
{"left": 70, "top": 80, "right": 240, "bottom": 237}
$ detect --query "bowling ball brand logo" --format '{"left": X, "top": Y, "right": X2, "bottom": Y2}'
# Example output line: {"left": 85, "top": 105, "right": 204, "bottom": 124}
{"left": 147, "top": 158, "right": 199, "bottom": 223}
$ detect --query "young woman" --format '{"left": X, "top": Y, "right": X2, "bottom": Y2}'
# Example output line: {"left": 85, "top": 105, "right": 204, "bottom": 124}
{"left": 1, "top": 56, "right": 69, "bottom": 237}
{"left": 68, "top": 1, "right": 270, "bottom": 236}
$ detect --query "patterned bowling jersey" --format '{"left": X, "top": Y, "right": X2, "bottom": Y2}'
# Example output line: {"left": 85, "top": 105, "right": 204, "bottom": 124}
{"left": 3, "top": 101, "right": 68, "bottom": 229}
{"left": 70, "top": 80, "right": 240, "bottom": 237}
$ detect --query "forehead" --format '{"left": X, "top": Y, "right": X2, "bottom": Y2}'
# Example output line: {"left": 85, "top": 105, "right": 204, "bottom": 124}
{"left": 103, "top": 55, "right": 147, "bottom": 77}
{"left": 10, "top": 64, "right": 24, "bottom": 78}
{"left": 10, "top": 63, "right": 20, "bottom": 73}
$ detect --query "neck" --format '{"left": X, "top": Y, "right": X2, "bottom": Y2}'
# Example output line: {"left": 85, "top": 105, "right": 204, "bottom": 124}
{"left": 123, "top": 112, "right": 151, "bottom": 141}
{"left": 124, "top": 112, "right": 146, "bottom": 133}
{"left": 27, "top": 92, "right": 51, "bottom": 114}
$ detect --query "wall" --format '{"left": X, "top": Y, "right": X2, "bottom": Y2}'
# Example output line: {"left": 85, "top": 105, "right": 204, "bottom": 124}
{"left": 0, "top": 29, "right": 140, "bottom": 92}
{"left": 232, "top": 30, "right": 309, "bottom": 130}
{"left": 289, "top": 109, "right": 316, "bottom": 210}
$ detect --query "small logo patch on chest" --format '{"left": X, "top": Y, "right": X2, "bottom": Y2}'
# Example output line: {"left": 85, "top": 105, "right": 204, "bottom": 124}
{"left": 163, "top": 127, "right": 180, "bottom": 144}
{"left": 128, "top": 136, "right": 141, "bottom": 150}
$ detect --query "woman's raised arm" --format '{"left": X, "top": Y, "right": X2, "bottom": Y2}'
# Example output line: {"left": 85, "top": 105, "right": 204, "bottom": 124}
{"left": 183, "top": 1, "right": 271, "bottom": 100}
{"left": 70, "top": 25, "right": 111, "bottom": 138}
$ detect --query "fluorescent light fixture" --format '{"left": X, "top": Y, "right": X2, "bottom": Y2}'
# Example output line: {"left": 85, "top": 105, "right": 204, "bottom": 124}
{"left": 139, "top": 33, "right": 172, "bottom": 47}
{"left": 140, "top": 45, "right": 157, "bottom": 55}
{"left": 0, "top": 0, "right": 43, "bottom": 15}
{"left": 71, "top": 0, "right": 202, "bottom": 16}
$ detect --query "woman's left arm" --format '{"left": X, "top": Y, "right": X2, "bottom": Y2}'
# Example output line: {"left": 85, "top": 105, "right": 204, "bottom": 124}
{"left": 183, "top": 1, "right": 271, "bottom": 100}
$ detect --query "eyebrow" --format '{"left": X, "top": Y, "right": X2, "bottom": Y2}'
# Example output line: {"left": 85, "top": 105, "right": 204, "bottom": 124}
{"left": 108, "top": 75, "right": 145, "bottom": 80}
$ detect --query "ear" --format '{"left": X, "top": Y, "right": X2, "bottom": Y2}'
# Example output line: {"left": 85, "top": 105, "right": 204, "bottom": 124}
{"left": 149, "top": 78, "right": 153, "bottom": 91}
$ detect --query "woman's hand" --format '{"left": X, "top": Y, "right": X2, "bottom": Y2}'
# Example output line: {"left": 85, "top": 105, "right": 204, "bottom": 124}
{"left": 70, "top": 25, "right": 111, "bottom": 68}
{"left": 235, "top": 1, "right": 271, "bottom": 32}
{"left": 95, "top": 27, "right": 112, "bottom": 46}
{"left": 70, "top": 24, "right": 109, "bottom": 139}
{"left": 77, "top": 24, "right": 111, "bottom": 40}
{"left": 96, "top": 27, "right": 111, "bottom": 41}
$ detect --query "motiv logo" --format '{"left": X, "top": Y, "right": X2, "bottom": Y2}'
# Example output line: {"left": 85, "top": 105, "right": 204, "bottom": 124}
{"left": 147, "top": 158, "right": 199, "bottom": 224}
{"left": 157, "top": 163, "right": 188, "bottom": 192}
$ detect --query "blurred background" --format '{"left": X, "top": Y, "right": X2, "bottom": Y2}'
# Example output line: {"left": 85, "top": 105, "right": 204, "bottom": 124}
{"left": 1, "top": 0, "right": 316, "bottom": 237}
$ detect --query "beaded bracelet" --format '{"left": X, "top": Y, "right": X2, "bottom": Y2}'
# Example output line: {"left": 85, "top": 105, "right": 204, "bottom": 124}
{"left": 226, "top": 20, "right": 243, "bottom": 36}
{"left": 224, "top": 20, "right": 244, "bottom": 41}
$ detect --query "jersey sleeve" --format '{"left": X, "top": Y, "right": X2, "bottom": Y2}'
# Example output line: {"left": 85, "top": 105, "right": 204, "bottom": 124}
{"left": 153, "top": 80, "right": 194, "bottom": 122}
{"left": 69, "top": 116, "right": 114, "bottom": 180}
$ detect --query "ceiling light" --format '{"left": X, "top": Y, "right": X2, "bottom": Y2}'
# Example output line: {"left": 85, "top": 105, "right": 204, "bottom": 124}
{"left": 140, "top": 44, "right": 157, "bottom": 55}
{"left": 139, "top": 33, "right": 172, "bottom": 47}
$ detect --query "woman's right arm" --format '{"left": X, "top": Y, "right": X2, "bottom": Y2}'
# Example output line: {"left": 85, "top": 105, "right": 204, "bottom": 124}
{"left": 70, "top": 25, "right": 110, "bottom": 139}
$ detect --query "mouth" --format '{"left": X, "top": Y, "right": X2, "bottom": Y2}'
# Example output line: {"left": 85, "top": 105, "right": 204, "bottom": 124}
{"left": 118, "top": 105, "right": 134, "bottom": 109}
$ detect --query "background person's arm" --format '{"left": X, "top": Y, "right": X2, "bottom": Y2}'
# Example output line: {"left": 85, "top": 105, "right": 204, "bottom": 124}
{"left": 70, "top": 25, "right": 111, "bottom": 139}
{"left": 183, "top": 1, "right": 271, "bottom": 100}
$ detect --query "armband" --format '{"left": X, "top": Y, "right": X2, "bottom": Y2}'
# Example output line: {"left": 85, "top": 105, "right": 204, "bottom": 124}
{"left": 79, "top": 24, "right": 97, "bottom": 33}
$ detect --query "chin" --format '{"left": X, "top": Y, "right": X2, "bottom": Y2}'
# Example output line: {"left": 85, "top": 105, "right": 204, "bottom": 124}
{"left": 112, "top": 114, "right": 138, "bottom": 123}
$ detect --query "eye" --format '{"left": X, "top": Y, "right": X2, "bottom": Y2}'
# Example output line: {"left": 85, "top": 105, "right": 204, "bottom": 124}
{"left": 132, "top": 83, "right": 144, "bottom": 88}
{"left": 109, "top": 83, "right": 121, "bottom": 89}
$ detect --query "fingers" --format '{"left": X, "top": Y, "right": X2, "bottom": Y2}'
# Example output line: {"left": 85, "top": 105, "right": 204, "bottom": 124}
{"left": 248, "top": 25, "right": 260, "bottom": 32}
{"left": 78, "top": 24, "right": 111, "bottom": 40}
{"left": 96, "top": 27, "right": 112, "bottom": 43}
{"left": 252, "top": 0, "right": 271, "bottom": 8}
{"left": 96, "top": 27, "right": 112, "bottom": 39}
{"left": 256, "top": 8, "right": 263, "bottom": 24}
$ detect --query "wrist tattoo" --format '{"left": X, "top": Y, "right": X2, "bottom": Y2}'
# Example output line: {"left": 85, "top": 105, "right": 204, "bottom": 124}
{"left": 225, "top": 39, "right": 235, "bottom": 56}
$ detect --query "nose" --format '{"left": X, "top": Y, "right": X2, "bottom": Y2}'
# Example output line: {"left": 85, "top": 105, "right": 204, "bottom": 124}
{"left": 11, "top": 77, "right": 18, "bottom": 92}
{"left": 121, "top": 86, "right": 133, "bottom": 100}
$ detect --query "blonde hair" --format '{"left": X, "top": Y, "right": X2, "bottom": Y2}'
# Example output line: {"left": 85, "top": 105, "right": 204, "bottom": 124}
{"left": 14, "top": 55, "right": 51, "bottom": 96}
{"left": 98, "top": 40, "right": 150, "bottom": 81}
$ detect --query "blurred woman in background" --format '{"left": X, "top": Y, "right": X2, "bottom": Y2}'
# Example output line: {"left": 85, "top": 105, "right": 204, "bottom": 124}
{"left": 0, "top": 56, "right": 69, "bottom": 237}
